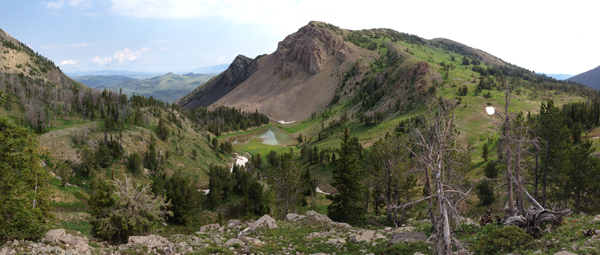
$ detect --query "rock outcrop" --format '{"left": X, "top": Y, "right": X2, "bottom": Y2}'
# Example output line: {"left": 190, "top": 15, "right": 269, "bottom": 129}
{"left": 176, "top": 54, "right": 259, "bottom": 109}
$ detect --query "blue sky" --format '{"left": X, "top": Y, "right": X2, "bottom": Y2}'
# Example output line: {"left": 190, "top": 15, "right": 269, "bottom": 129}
{"left": 0, "top": 0, "right": 598, "bottom": 74}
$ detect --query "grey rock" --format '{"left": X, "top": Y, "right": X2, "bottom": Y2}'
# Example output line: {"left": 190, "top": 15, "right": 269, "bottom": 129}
{"left": 225, "top": 238, "right": 246, "bottom": 247}
{"left": 326, "top": 238, "right": 346, "bottom": 244}
{"left": 306, "top": 210, "right": 333, "bottom": 223}
{"left": 553, "top": 252, "right": 577, "bottom": 255}
{"left": 227, "top": 219, "right": 242, "bottom": 227}
{"left": 388, "top": 232, "right": 428, "bottom": 244}
{"left": 127, "top": 235, "right": 171, "bottom": 248}
{"left": 255, "top": 214, "right": 278, "bottom": 229}
{"left": 414, "top": 253, "right": 426, "bottom": 255}
{"left": 45, "top": 229, "right": 66, "bottom": 243}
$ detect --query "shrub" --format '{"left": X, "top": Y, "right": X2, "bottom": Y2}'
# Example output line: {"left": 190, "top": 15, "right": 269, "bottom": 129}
{"left": 472, "top": 225, "right": 532, "bottom": 254}
{"left": 90, "top": 176, "right": 171, "bottom": 243}
{"left": 127, "top": 152, "right": 142, "bottom": 175}
{"left": 56, "top": 162, "right": 71, "bottom": 187}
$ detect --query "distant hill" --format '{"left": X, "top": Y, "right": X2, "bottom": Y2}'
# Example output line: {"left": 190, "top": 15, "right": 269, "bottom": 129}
{"left": 539, "top": 73, "right": 574, "bottom": 80}
{"left": 72, "top": 75, "right": 137, "bottom": 88}
{"left": 568, "top": 66, "right": 600, "bottom": 90}
{"left": 66, "top": 70, "right": 164, "bottom": 80}
{"left": 100, "top": 72, "right": 215, "bottom": 103}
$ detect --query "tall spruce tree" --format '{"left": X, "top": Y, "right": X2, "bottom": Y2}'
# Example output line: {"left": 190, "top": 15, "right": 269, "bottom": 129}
{"left": 327, "top": 128, "right": 364, "bottom": 225}
{"left": 0, "top": 101, "right": 52, "bottom": 241}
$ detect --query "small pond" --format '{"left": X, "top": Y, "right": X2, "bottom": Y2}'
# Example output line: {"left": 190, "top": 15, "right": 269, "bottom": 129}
{"left": 222, "top": 126, "right": 295, "bottom": 146}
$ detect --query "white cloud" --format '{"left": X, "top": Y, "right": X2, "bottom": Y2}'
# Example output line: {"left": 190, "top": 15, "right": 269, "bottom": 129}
{"left": 92, "top": 47, "right": 151, "bottom": 65}
{"left": 46, "top": 0, "right": 92, "bottom": 9}
{"left": 60, "top": 59, "right": 78, "bottom": 65}
{"left": 46, "top": 0, "right": 65, "bottom": 9}
{"left": 92, "top": 56, "right": 112, "bottom": 65}
{"left": 68, "top": 42, "right": 99, "bottom": 47}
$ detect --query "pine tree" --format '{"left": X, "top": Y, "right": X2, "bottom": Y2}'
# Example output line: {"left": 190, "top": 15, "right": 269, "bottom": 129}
{"left": 0, "top": 107, "right": 52, "bottom": 241}
{"left": 327, "top": 128, "right": 365, "bottom": 225}
{"left": 482, "top": 142, "right": 489, "bottom": 161}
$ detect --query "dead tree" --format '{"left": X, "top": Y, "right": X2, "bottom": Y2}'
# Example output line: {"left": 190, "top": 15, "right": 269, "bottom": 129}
{"left": 405, "top": 99, "right": 471, "bottom": 255}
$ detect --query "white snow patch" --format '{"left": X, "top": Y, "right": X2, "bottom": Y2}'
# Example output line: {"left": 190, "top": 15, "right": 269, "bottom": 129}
{"left": 485, "top": 106, "right": 495, "bottom": 115}
{"left": 316, "top": 187, "right": 330, "bottom": 195}
{"left": 277, "top": 120, "right": 295, "bottom": 124}
{"left": 199, "top": 189, "right": 210, "bottom": 195}
{"left": 230, "top": 153, "right": 249, "bottom": 172}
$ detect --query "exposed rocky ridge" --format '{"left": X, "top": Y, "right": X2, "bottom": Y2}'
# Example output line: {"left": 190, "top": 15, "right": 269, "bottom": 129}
{"left": 201, "top": 22, "right": 374, "bottom": 121}
{"left": 175, "top": 54, "right": 258, "bottom": 109}
{"left": 568, "top": 65, "right": 600, "bottom": 90}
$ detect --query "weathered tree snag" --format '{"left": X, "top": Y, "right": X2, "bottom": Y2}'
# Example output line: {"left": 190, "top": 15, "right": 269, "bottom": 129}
{"left": 505, "top": 205, "right": 570, "bottom": 238}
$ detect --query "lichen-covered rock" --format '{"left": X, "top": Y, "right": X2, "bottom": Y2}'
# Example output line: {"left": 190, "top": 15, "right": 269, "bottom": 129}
{"left": 388, "top": 232, "right": 428, "bottom": 244}
{"left": 225, "top": 238, "right": 245, "bottom": 247}
{"left": 127, "top": 235, "right": 171, "bottom": 248}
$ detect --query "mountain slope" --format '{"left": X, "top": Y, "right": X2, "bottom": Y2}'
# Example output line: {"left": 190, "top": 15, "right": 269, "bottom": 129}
{"left": 102, "top": 72, "right": 215, "bottom": 103}
{"left": 568, "top": 65, "right": 600, "bottom": 89}
{"left": 178, "top": 21, "right": 380, "bottom": 121}
{"left": 72, "top": 75, "right": 137, "bottom": 88}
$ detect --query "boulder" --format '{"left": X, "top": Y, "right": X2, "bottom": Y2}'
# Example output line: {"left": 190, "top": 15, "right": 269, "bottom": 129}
{"left": 225, "top": 238, "right": 246, "bottom": 247}
{"left": 243, "top": 237, "right": 265, "bottom": 246}
{"left": 227, "top": 219, "right": 242, "bottom": 227}
{"left": 127, "top": 235, "right": 171, "bottom": 248}
{"left": 45, "top": 229, "right": 66, "bottom": 243}
{"left": 350, "top": 230, "right": 375, "bottom": 243}
{"left": 336, "top": 222, "right": 352, "bottom": 228}
{"left": 326, "top": 238, "right": 346, "bottom": 244}
{"left": 593, "top": 215, "right": 600, "bottom": 222}
{"left": 286, "top": 213, "right": 307, "bottom": 222}
{"left": 306, "top": 210, "right": 333, "bottom": 223}
{"left": 255, "top": 214, "right": 278, "bottom": 229}
{"left": 553, "top": 252, "right": 577, "bottom": 255}
{"left": 388, "top": 232, "right": 428, "bottom": 244}
{"left": 197, "top": 223, "right": 220, "bottom": 233}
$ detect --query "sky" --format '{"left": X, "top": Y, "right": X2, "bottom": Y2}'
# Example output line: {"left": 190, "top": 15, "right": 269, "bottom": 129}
{"left": 0, "top": 0, "right": 598, "bottom": 75}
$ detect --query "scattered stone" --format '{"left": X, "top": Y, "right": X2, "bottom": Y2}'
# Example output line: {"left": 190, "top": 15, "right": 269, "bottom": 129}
{"left": 553, "top": 252, "right": 577, "bottom": 255}
{"left": 384, "top": 227, "right": 392, "bottom": 231}
{"left": 286, "top": 213, "right": 307, "bottom": 222}
{"left": 225, "top": 238, "right": 246, "bottom": 247}
{"left": 243, "top": 237, "right": 265, "bottom": 246}
{"left": 374, "top": 233, "right": 386, "bottom": 240}
{"left": 45, "top": 229, "right": 66, "bottom": 243}
{"left": 414, "top": 252, "right": 426, "bottom": 255}
{"left": 326, "top": 238, "right": 346, "bottom": 244}
{"left": 533, "top": 250, "right": 543, "bottom": 254}
{"left": 127, "top": 235, "right": 171, "bottom": 248}
{"left": 197, "top": 223, "right": 220, "bottom": 233}
{"left": 389, "top": 232, "right": 428, "bottom": 244}
{"left": 592, "top": 215, "right": 600, "bottom": 222}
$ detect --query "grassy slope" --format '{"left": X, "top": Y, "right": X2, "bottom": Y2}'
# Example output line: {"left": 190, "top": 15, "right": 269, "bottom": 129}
{"left": 226, "top": 32, "right": 589, "bottom": 187}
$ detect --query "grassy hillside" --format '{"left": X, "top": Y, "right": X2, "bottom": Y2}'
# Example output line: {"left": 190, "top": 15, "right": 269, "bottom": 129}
{"left": 219, "top": 24, "right": 596, "bottom": 190}
{"left": 100, "top": 72, "right": 215, "bottom": 103}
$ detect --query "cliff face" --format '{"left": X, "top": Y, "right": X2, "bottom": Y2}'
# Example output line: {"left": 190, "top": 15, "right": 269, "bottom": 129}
{"left": 175, "top": 55, "right": 258, "bottom": 109}
{"left": 274, "top": 23, "right": 346, "bottom": 78}
{"left": 177, "top": 21, "right": 372, "bottom": 121}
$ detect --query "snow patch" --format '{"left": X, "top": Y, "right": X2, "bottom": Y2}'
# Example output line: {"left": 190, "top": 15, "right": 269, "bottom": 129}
{"left": 277, "top": 120, "right": 295, "bottom": 124}
{"left": 485, "top": 106, "right": 495, "bottom": 115}
{"left": 230, "top": 153, "right": 249, "bottom": 172}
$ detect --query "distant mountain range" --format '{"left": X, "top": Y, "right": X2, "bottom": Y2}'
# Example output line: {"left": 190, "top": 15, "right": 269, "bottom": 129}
{"left": 568, "top": 66, "right": 600, "bottom": 90}
{"left": 95, "top": 72, "right": 216, "bottom": 103}
{"left": 71, "top": 75, "right": 137, "bottom": 88}
{"left": 66, "top": 70, "right": 164, "bottom": 80}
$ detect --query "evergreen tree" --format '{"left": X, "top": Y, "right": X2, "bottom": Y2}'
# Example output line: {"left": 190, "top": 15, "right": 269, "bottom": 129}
{"left": 57, "top": 162, "right": 71, "bottom": 187}
{"left": 0, "top": 113, "right": 52, "bottom": 241}
{"left": 327, "top": 128, "right": 365, "bottom": 225}
{"left": 165, "top": 171, "right": 204, "bottom": 224}
{"left": 482, "top": 142, "right": 489, "bottom": 161}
